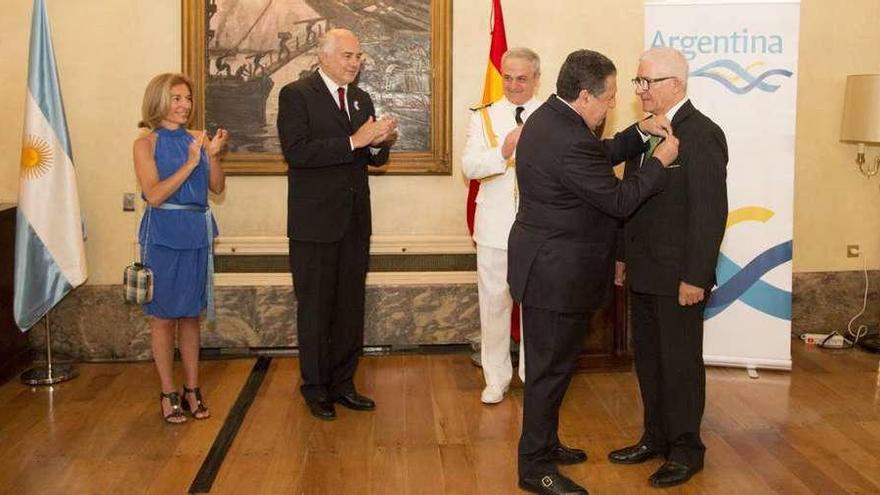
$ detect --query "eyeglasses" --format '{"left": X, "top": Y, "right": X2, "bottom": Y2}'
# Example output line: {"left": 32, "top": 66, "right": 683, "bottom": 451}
{"left": 631, "top": 76, "right": 676, "bottom": 91}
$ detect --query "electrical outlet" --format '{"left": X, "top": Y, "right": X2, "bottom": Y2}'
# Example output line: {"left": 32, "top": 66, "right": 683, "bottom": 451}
{"left": 123, "top": 193, "right": 135, "bottom": 212}
{"left": 801, "top": 333, "right": 829, "bottom": 344}
{"left": 801, "top": 333, "right": 849, "bottom": 347}
{"left": 847, "top": 244, "right": 860, "bottom": 258}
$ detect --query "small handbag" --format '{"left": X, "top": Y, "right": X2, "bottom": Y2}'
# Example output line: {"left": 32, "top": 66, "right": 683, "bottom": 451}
{"left": 123, "top": 262, "right": 153, "bottom": 304}
{"left": 123, "top": 206, "right": 153, "bottom": 304}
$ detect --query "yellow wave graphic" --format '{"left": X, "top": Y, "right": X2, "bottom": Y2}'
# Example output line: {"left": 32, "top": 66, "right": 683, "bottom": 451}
{"left": 726, "top": 206, "right": 774, "bottom": 229}
{"left": 707, "top": 61, "right": 766, "bottom": 84}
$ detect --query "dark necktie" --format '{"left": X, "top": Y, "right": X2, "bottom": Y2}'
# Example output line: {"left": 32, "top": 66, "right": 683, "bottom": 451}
{"left": 515, "top": 106, "right": 525, "bottom": 125}
{"left": 337, "top": 86, "right": 347, "bottom": 114}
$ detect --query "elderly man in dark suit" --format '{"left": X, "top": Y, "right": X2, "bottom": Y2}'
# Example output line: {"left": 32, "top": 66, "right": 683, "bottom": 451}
{"left": 609, "top": 47, "right": 728, "bottom": 488}
{"left": 277, "top": 28, "right": 397, "bottom": 421}
{"left": 509, "top": 49, "right": 680, "bottom": 495}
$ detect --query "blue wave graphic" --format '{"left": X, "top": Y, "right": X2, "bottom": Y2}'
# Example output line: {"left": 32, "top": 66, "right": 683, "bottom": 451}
{"left": 705, "top": 240, "right": 792, "bottom": 321}
{"left": 690, "top": 59, "right": 793, "bottom": 94}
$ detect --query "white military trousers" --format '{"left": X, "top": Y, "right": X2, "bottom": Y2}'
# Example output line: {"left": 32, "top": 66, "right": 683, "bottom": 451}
{"left": 477, "top": 244, "right": 525, "bottom": 390}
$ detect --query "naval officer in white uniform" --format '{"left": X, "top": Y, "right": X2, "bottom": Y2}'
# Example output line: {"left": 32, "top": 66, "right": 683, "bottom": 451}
{"left": 462, "top": 47, "right": 542, "bottom": 404}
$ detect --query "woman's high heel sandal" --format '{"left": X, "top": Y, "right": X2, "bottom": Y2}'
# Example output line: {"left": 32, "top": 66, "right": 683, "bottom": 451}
{"left": 160, "top": 391, "right": 187, "bottom": 424}
{"left": 181, "top": 386, "right": 210, "bottom": 420}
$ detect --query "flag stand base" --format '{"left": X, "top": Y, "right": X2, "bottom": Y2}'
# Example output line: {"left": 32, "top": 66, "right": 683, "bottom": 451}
{"left": 21, "top": 364, "right": 78, "bottom": 386}
{"left": 19, "top": 310, "right": 79, "bottom": 386}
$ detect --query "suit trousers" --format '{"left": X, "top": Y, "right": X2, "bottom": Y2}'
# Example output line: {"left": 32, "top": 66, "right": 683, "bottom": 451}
{"left": 288, "top": 208, "right": 370, "bottom": 403}
{"left": 630, "top": 290, "right": 706, "bottom": 468}
{"left": 518, "top": 305, "right": 590, "bottom": 477}
{"left": 477, "top": 244, "right": 525, "bottom": 390}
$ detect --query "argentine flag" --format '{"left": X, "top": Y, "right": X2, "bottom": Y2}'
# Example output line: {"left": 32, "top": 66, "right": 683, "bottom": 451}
{"left": 14, "top": 0, "right": 87, "bottom": 331}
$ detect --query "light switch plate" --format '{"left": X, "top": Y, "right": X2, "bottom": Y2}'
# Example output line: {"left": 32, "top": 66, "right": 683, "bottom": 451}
{"left": 123, "top": 193, "right": 135, "bottom": 212}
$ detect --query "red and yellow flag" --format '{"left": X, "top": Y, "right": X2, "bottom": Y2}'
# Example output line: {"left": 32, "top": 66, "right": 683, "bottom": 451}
{"left": 466, "top": 0, "right": 507, "bottom": 236}
{"left": 466, "top": 1, "right": 520, "bottom": 342}
{"left": 480, "top": 0, "right": 508, "bottom": 106}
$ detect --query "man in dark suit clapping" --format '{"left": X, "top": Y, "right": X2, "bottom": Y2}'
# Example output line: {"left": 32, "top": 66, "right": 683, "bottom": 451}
{"left": 609, "top": 47, "right": 728, "bottom": 488}
{"left": 509, "top": 49, "right": 679, "bottom": 495}
{"left": 277, "top": 29, "right": 397, "bottom": 421}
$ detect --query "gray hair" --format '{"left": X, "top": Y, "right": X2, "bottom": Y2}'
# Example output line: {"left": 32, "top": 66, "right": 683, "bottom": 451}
{"left": 640, "top": 47, "right": 689, "bottom": 89}
{"left": 318, "top": 28, "right": 357, "bottom": 54}
{"left": 502, "top": 47, "right": 541, "bottom": 76}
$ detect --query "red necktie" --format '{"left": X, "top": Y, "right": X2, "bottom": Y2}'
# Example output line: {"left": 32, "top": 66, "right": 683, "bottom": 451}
{"left": 337, "top": 86, "right": 347, "bottom": 113}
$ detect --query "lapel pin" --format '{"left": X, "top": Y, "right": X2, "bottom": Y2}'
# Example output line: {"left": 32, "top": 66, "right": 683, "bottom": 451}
{"left": 353, "top": 100, "right": 360, "bottom": 111}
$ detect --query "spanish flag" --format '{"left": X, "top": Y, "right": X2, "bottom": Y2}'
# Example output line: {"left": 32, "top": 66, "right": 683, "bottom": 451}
{"left": 466, "top": 0, "right": 507, "bottom": 236}
{"left": 466, "top": 0, "right": 520, "bottom": 342}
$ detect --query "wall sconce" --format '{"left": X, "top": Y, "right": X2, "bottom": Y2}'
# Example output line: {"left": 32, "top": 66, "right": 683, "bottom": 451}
{"left": 840, "top": 74, "right": 880, "bottom": 177}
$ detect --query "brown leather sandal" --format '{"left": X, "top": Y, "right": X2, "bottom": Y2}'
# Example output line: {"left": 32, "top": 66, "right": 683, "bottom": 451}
{"left": 160, "top": 391, "right": 187, "bottom": 424}
{"left": 181, "top": 386, "right": 210, "bottom": 419}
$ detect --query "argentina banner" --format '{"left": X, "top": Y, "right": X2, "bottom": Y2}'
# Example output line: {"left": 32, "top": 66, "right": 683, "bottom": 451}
{"left": 646, "top": 0, "right": 800, "bottom": 370}
{"left": 15, "top": 0, "right": 88, "bottom": 331}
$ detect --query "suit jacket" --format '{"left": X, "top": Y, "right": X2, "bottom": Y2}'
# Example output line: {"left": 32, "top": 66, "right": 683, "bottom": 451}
{"left": 277, "top": 70, "right": 390, "bottom": 242}
{"left": 461, "top": 97, "right": 541, "bottom": 250}
{"left": 622, "top": 100, "right": 728, "bottom": 295}
{"left": 508, "top": 95, "right": 667, "bottom": 313}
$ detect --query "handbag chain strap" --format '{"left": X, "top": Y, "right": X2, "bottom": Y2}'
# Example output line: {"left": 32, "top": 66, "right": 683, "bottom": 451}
{"left": 133, "top": 130, "right": 155, "bottom": 266}
{"left": 140, "top": 206, "right": 151, "bottom": 265}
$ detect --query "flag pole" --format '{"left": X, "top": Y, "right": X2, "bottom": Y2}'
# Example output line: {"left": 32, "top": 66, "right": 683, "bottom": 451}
{"left": 20, "top": 310, "right": 78, "bottom": 386}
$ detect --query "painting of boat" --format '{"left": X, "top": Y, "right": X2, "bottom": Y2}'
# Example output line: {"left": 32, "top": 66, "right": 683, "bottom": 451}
{"left": 204, "top": 0, "right": 432, "bottom": 154}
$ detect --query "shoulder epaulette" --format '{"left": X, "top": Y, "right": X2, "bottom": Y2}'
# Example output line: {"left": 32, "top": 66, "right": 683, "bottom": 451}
{"left": 469, "top": 101, "right": 494, "bottom": 112}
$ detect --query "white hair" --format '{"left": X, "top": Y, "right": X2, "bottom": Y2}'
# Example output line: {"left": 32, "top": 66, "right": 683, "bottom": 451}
{"left": 318, "top": 28, "right": 357, "bottom": 54}
{"left": 640, "top": 47, "right": 689, "bottom": 89}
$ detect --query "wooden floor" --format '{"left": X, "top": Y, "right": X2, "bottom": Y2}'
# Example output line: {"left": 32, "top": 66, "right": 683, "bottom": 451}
{"left": 1, "top": 342, "right": 879, "bottom": 494}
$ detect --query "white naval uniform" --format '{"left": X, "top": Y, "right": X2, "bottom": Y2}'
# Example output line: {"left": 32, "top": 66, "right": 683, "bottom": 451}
{"left": 462, "top": 96, "right": 540, "bottom": 395}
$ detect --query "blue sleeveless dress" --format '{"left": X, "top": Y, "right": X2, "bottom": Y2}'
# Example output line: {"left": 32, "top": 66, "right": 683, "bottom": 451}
{"left": 138, "top": 127, "right": 219, "bottom": 319}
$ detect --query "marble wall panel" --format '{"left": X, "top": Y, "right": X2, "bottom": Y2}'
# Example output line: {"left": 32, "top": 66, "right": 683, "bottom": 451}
{"left": 30, "top": 283, "right": 480, "bottom": 361}
{"left": 253, "top": 286, "right": 298, "bottom": 347}
{"left": 791, "top": 271, "right": 880, "bottom": 336}
{"left": 31, "top": 271, "right": 876, "bottom": 361}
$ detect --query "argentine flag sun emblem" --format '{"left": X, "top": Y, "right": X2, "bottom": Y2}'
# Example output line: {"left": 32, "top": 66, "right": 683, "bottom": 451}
{"left": 20, "top": 135, "right": 53, "bottom": 179}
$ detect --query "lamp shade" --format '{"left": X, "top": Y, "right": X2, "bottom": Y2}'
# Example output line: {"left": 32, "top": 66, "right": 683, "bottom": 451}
{"left": 841, "top": 74, "right": 880, "bottom": 143}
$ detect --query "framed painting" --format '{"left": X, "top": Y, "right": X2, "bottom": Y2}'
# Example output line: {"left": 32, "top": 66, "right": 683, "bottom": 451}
{"left": 182, "top": 0, "right": 451, "bottom": 175}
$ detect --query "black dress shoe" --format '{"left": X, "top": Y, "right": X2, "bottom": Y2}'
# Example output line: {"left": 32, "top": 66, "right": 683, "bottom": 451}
{"left": 519, "top": 472, "right": 589, "bottom": 495}
{"left": 306, "top": 399, "right": 336, "bottom": 421}
{"left": 649, "top": 461, "right": 700, "bottom": 488}
{"left": 608, "top": 443, "right": 664, "bottom": 464}
{"left": 549, "top": 444, "right": 587, "bottom": 465}
{"left": 335, "top": 391, "right": 375, "bottom": 411}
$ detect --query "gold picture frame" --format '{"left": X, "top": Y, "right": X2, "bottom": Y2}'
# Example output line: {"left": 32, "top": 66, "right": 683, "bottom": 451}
{"left": 181, "top": 0, "right": 451, "bottom": 175}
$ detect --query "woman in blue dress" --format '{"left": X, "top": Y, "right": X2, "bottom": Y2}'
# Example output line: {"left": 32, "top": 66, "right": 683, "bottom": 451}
{"left": 133, "top": 73, "right": 227, "bottom": 424}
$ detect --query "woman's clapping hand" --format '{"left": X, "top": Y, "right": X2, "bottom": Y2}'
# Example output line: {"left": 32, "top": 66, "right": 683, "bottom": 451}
{"left": 207, "top": 128, "right": 229, "bottom": 158}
